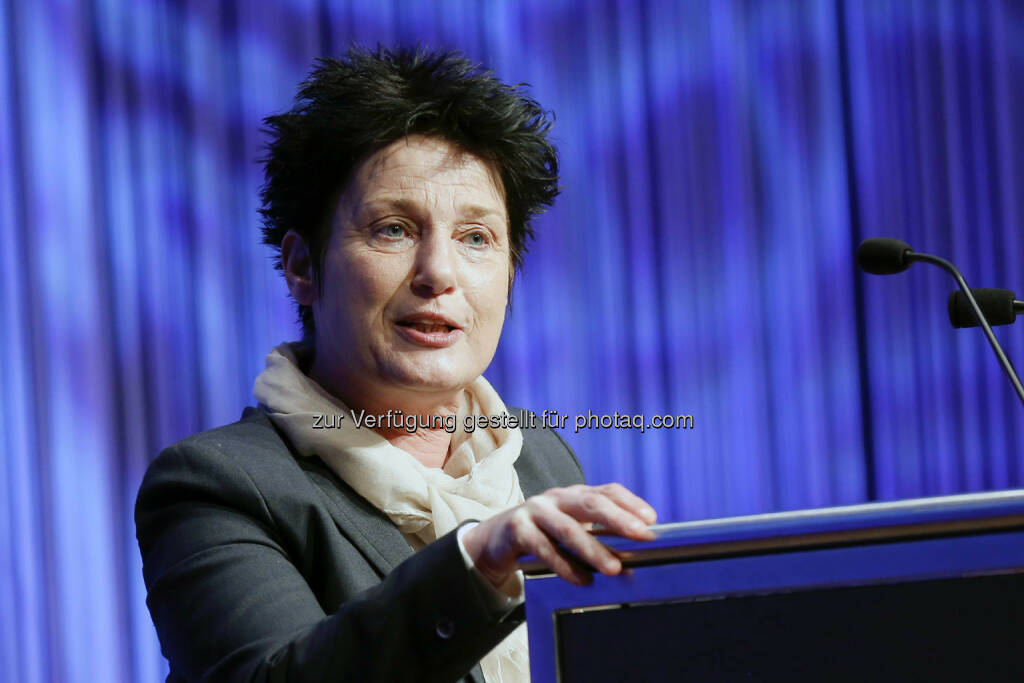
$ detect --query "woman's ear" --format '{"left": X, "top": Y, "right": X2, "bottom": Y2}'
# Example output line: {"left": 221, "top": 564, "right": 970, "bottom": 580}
{"left": 281, "top": 230, "right": 317, "bottom": 306}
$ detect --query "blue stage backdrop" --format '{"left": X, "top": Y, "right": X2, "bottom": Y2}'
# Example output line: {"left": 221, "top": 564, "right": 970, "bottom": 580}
{"left": 2, "top": 1, "right": 1022, "bottom": 681}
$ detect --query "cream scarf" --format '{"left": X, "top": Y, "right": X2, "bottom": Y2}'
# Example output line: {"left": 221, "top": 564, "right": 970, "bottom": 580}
{"left": 252, "top": 342, "right": 529, "bottom": 682}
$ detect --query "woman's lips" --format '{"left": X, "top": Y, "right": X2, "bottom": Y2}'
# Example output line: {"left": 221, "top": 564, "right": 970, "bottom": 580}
{"left": 394, "top": 321, "right": 463, "bottom": 348}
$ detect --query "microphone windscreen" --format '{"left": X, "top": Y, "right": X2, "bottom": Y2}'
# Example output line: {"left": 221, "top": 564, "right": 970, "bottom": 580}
{"left": 857, "top": 238, "right": 914, "bottom": 274}
{"left": 947, "top": 289, "right": 1018, "bottom": 328}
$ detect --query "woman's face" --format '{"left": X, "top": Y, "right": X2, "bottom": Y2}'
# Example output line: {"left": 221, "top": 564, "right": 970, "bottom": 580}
{"left": 311, "top": 135, "right": 511, "bottom": 409}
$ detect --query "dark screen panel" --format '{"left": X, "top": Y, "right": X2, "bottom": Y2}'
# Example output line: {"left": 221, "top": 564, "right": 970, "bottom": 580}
{"left": 557, "top": 572, "right": 1024, "bottom": 682}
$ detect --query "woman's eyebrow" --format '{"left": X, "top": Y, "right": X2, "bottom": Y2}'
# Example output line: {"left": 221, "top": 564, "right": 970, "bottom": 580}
{"left": 456, "top": 204, "right": 507, "bottom": 228}
{"left": 357, "top": 197, "right": 420, "bottom": 219}
{"left": 358, "top": 198, "right": 506, "bottom": 224}
{"left": 459, "top": 204, "right": 506, "bottom": 223}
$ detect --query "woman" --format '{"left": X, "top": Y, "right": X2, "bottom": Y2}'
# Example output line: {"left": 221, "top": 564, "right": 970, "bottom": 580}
{"left": 135, "top": 46, "right": 656, "bottom": 683}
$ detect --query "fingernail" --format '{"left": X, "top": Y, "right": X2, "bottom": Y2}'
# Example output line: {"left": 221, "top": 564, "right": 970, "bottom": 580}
{"left": 629, "top": 520, "right": 645, "bottom": 533}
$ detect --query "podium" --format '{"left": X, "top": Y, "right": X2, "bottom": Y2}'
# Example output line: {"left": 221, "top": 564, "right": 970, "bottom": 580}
{"left": 522, "top": 490, "right": 1024, "bottom": 682}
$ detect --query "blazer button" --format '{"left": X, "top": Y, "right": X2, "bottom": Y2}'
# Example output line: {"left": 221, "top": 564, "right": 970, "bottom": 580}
{"left": 435, "top": 617, "right": 455, "bottom": 640}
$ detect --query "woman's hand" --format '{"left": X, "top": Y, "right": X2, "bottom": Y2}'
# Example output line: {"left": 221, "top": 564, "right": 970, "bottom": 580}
{"left": 461, "top": 483, "right": 657, "bottom": 587}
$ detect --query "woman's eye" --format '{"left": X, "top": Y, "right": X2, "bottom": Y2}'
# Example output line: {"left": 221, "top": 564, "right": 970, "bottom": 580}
{"left": 379, "top": 223, "right": 406, "bottom": 239}
{"left": 367, "top": 222, "right": 414, "bottom": 250}
{"left": 463, "top": 231, "right": 488, "bottom": 248}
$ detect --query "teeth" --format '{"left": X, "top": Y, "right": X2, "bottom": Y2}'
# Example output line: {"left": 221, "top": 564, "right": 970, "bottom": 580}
{"left": 411, "top": 323, "right": 450, "bottom": 334}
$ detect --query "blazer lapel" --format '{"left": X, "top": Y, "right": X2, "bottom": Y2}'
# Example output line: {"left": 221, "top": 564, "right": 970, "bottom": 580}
{"left": 513, "top": 434, "right": 547, "bottom": 498}
{"left": 299, "top": 456, "right": 415, "bottom": 577}
{"left": 245, "top": 407, "right": 414, "bottom": 577}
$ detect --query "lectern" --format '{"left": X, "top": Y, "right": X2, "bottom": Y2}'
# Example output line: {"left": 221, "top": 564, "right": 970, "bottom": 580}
{"left": 523, "top": 490, "right": 1024, "bottom": 682}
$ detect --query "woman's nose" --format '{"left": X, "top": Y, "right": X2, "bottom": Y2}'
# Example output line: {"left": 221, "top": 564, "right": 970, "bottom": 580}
{"left": 410, "top": 231, "right": 457, "bottom": 296}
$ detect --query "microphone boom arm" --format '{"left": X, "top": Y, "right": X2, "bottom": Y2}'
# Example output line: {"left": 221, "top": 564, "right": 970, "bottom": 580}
{"left": 908, "top": 251, "right": 1024, "bottom": 407}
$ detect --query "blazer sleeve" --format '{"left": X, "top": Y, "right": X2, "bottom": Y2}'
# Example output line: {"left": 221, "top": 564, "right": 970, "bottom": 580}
{"left": 135, "top": 442, "right": 520, "bottom": 683}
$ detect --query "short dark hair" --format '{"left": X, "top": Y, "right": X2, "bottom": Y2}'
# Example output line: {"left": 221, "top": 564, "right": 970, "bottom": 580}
{"left": 259, "top": 45, "right": 560, "bottom": 337}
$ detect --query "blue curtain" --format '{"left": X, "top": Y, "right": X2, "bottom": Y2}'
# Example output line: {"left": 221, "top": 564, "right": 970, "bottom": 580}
{"left": 2, "top": 1, "right": 1022, "bottom": 681}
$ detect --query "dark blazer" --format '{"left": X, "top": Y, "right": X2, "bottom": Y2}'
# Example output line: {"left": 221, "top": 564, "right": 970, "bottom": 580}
{"left": 135, "top": 407, "right": 585, "bottom": 682}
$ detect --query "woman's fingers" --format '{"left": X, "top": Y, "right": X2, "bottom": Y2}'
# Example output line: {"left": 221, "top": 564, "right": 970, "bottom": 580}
{"left": 594, "top": 482, "right": 658, "bottom": 525}
{"left": 464, "top": 483, "right": 658, "bottom": 587}
{"left": 528, "top": 500, "right": 625, "bottom": 576}
{"left": 553, "top": 484, "right": 657, "bottom": 541}
{"left": 521, "top": 521, "right": 595, "bottom": 585}
{"left": 502, "top": 505, "right": 595, "bottom": 584}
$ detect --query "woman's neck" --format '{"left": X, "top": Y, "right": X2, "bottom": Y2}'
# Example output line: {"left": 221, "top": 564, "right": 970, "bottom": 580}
{"left": 379, "top": 426, "right": 453, "bottom": 468}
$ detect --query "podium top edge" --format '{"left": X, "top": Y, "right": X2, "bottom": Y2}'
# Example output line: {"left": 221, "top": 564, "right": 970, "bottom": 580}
{"left": 639, "top": 488, "right": 1024, "bottom": 537}
{"left": 522, "top": 489, "right": 1024, "bottom": 575}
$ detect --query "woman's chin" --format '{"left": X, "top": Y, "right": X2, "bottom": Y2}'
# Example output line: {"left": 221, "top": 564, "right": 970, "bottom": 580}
{"left": 378, "top": 362, "right": 479, "bottom": 399}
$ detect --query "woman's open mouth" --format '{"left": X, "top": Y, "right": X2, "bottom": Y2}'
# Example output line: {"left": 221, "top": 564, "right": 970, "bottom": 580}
{"left": 396, "top": 321, "right": 455, "bottom": 334}
{"left": 394, "top": 316, "right": 463, "bottom": 347}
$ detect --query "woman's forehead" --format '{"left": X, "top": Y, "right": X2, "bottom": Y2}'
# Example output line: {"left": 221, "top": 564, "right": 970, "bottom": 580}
{"left": 350, "top": 136, "right": 507, "bottom": 210}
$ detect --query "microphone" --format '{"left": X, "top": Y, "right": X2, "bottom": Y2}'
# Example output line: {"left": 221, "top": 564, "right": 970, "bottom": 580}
{"left": 948, "top": 289, "right": 1024, "bottom": 329}
{"left": 857, "top": 238, "right": 1024, "bottom": 407}
{"left": 856, "top": 238, "right": 913, "bottom": 274}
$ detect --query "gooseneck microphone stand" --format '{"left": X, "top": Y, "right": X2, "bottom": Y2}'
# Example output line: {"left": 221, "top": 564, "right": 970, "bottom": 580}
{"left": 857, "top": 238, "right": 1024, "bottom": 409}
